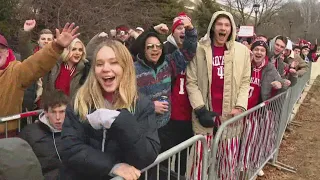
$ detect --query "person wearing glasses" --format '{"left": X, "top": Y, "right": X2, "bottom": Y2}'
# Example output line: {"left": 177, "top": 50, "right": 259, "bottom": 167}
{"left": 132, "top": 21, "right": 197, "bottom": 129}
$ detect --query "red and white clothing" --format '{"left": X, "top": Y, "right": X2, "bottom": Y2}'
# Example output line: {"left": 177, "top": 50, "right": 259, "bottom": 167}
{"left": 55, "top": 63, "right": 76, "bottom": 96}
{"left": 189, "top": 45, "right": 241, "bottom": 180}
{"left": 247, "top": 67, "right": 262, "bottom": 109}
{"left": 211, "top": 45, "right": 225, "bottom": 114}
{"left": 170, "top": 71, "right": 192, "bottom": 121}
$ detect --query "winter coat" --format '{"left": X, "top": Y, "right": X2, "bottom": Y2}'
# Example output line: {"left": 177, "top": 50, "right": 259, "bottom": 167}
{"left": 0, "top": 138, "right": 44, "bottom": 180}
{"left": 19, "top": 113, "right": 63, "bottom": 180}
{"left": 256, "top": 63, "right": 285, "bottom": 102}
{"left": 284, "top": 51, "right": 309, "bottom": 77}
{"left": 59, "top": 96, "right": 160, "bottom": 180}
{"left": 269, "top": 36, "right": 297, "bottom": 87}
{"left": 133, "top": 27, "right": 197, "bottom": 128}
{"left": 0, "top": 42, "right": 63, "bottom": 134}
{"left": 42, "top": 59, "right": 90, "bottom": 98}
{"left": 186, "top": 11, "right": 251, "bottom": 134}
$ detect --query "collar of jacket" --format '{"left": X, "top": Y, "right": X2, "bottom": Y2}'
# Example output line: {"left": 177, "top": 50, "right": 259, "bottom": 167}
{"left": 38, "top": 112, "right": 61, "bottom": 133}
{"left": 166, "top": 34, "right": 179, "bottom": 49}
{"left": 136, "top": 53, "right": 165, "bottom": 71}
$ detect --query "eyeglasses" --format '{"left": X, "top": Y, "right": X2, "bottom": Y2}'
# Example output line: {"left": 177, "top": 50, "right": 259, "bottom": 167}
{"left": 146, "top": 43, "right": 163, "bottom": 50}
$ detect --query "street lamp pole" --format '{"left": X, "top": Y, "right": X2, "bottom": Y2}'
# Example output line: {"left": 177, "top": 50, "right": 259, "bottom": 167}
{"left": 289, "top": 21, "right": 293, "bottom": 38}
{"left": 253, "top": 4, "right": 260, "bottom": 31}
{"left": 304, "top": 30, "right": 307, "bottom": 40}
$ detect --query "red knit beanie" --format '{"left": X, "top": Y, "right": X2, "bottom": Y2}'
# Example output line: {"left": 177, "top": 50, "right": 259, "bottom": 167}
{"left": 172, "top": 12, "right": 191, "bottom": 33}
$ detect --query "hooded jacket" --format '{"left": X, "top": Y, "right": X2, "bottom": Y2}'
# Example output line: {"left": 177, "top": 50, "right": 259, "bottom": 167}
{"left": 251, "top": 59, "right": 285, "bottom": 103}
{"left": 133, "top": 27, "right": 197, "bottom": 128}
{"left": 186, "top": 11, "right": 251, "bottom": 134}
{"left": 19, "top": 113, "right": 63, "bottom": 180}
{"left": 268, "top": 36, "right": 298, "bottom": 87}
{"left": 0, "top": 42, "right": 63, "bottom": 134}
{"left": 59, "top": 96, "right": 160, "bottom": 180}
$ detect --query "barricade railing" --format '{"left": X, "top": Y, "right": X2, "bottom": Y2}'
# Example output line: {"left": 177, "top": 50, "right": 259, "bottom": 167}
{"left": 0, "top": 109, "right": 43, "bottom": 138}
{"left": 111, "top": 134, "right": 209, "bottom": 180}
{"left": 111, "top": 65, "right": 312, "bottom": 180}
{"left": 0, "top": 63, "right": 312, "bottom": 179}
{"left": 207, "top": 91, "right": 288, "bottom": 180}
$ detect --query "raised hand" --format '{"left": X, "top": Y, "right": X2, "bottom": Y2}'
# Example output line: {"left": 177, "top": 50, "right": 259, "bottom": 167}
{"left": 55, "top": 22, "right": 80, "bottom": 48}
{"left": 154, "top": 23, "right": 169, "bottom": 35}
{"left": 181, "top": 16, "right": 193, "bottom": 30}
{"left": 24, "top": 19, "right": 36, "bottom": 32}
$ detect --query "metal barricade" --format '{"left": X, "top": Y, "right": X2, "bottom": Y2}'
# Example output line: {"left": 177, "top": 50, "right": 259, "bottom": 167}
{"left": 208, "top": 91, "right": 288, "bottom": 180}
{"left": 111, "top": 135, "right": 209, "bottom": 180}
{"left": 0, "top": 109, "right": 43, "bottom": 138}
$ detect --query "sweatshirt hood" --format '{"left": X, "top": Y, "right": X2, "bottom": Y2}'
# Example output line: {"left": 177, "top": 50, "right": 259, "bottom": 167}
{"left": 199, "top": 11, "right": 237, "bottom": 50}
{"left": 166, "top": 34, "right": 179, "bottom": 49}
{"left": 39, "top": 112, "right": 61, "bottom": 133}
{"left": 269, "top": 35, "right": 284, "bottom": 58}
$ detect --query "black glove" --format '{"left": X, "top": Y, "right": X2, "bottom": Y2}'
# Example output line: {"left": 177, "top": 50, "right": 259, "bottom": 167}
{"left": 195, "top": 106, "right": 218, "bottom": 128}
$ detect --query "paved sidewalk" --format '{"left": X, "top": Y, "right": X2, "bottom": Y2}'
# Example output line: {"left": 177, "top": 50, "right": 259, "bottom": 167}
{"left": 310, "top": 60, "right": 320, "bottom": 81}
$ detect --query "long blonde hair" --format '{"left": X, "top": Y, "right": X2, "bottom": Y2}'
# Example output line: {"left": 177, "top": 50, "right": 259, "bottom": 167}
{"left": 61, "top": 38, "right": 87, "bottom": 63}
{"left": 74, "top": 40, "right": 138, "bottom": 121}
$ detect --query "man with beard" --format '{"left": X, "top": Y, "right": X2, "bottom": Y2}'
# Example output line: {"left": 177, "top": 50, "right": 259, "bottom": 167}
{"left": 186, "top": 11, "right": 251, "bottom": 179}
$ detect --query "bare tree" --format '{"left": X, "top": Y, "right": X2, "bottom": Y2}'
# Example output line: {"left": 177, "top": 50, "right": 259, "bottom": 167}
{"left": 222, "top": 0, "right": 283, "bottom": 27}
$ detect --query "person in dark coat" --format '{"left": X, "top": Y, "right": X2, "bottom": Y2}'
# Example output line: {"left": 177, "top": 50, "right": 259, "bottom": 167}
{"left": 0, "top": 138, "right": 44, "bottom": 180}
{"left": 59, "top": 39, "right": 160, "bottom": 180}
{"left": 19, "top": 90, "right": 69, "bottom": 180}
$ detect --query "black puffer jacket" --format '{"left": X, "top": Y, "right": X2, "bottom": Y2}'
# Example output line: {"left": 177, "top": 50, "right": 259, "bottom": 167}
{"left": 19, "top": 113, "right": 63, "bottom": 180}
{"left": 59, "top": 96, "right": 160, "bottom": 180}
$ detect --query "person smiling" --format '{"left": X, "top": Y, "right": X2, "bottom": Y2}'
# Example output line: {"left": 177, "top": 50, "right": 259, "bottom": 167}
{"left": 186, "top": 11, "right": 251, "bottom": 179}
{"left": 132, "top": 19, "right": 197, "bottom": 129}
{"left": 42, "top": 38, "right": 89, "bottom": 98}
{"left": 59, "top": 40, "right": 160, "bottom": 180}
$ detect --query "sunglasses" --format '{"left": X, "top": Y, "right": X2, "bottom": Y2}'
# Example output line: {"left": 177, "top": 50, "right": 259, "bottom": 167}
{"left": 146, "top": 43, "right": 163, "bottom": 50}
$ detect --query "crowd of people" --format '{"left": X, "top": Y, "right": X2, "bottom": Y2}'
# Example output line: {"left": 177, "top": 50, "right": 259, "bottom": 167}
{"left": 0, "top": 9, "right": 317, "bottom": 180}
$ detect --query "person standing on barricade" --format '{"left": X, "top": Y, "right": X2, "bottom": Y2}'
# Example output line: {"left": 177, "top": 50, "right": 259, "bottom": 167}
{"left": 0, "top": 22, "right": 80, "bottom": 138}
{"left": 19, "top": 90, "right": 69, "bottom": 180}
{"left": 59, "top": 39, "right": 160, "bottom": 180}
{"left": 132, "top": 19, "right": 197, "bottom": 129}
{"left": 186, "top": 11, "right": 251, "bottom": 179}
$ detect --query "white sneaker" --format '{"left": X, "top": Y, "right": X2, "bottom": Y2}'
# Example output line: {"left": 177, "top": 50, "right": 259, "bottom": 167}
{"left": 258, "top": 170, "right": 264, "bottom": 176}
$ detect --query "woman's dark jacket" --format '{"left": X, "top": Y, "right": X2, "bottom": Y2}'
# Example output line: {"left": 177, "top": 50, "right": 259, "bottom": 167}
{"left": 59, "top": 96, "right": 160, "bottom": 180}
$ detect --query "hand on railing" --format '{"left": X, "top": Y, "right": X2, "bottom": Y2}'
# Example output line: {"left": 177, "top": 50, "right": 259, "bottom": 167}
{"left": 111, "top": 163, "right": 141, "bottom": 180}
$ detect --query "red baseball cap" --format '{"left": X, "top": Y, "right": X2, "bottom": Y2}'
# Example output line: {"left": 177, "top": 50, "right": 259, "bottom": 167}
{"left": 0, "top": 34, "right": 8, "bottom": 48}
